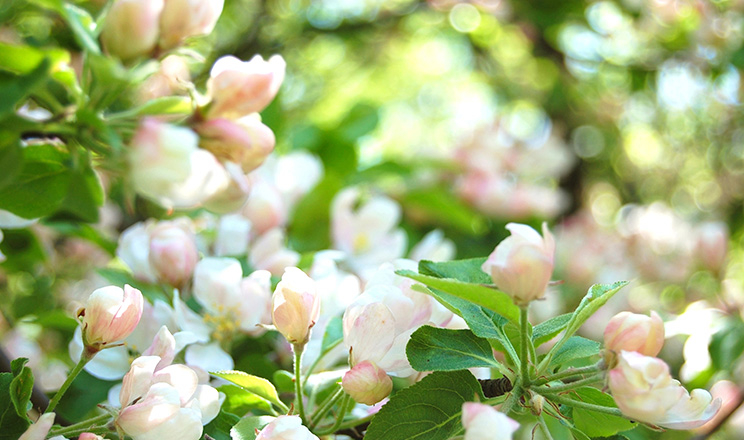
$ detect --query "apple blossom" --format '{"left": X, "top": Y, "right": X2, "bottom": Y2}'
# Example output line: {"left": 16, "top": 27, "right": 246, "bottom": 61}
{"left": 118, "top": 221, "right": 158, "bottom": 283}
{"left": 207, "top": 55, "right": 286, "bottom": 119}
{"left": 250, "top": 228, "right": 300, "bottom": 276}
{"left": 138, "top": 55, "right": 191, "bottom": 103}
{"left": 214, "top": 214, "right": 252, "bottom": 256}
{"left": 101, "top": 0, "right": 163, "bottom": 61}
{"left": 159, "top": 0, "right": 224, "bottom": 49}
{"left": 255, "top": 415, "right": 318, "bottom": 440}
{"left": 272, "top": 267, "right": 320, "bottom": 346}
{"left": 19, "top": 413, "right": 55, "bottom": 440}
{"left": 461, "top": 402, "right": 519, "bottom": 440}
{"left": 604, "top": 311, "right": 665, "bottom": 357}
{"left": 82, "top": 284, "right": 144, "bottom": 353}
{"left": 149, "top": 220, "right": 199, "bottom": 288}
{"left": 608, "top": 351, "right": 721, "bottom": 429}
{"left": 116, "top": 355, "right": 221, "bottom": 440}
{"left": 481, "top": 222, "right": 555, "bottom": 306}
{"left": 409, "top": 229, "right": 456, "bottom": 262}
{"left": 342, "top": 360, "right": 393, "bottom": 405}
{"left": 196, "top": 117, "right": 276, "bottom": 173}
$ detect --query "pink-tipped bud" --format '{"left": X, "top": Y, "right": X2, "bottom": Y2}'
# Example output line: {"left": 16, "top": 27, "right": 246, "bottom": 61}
{"left": 256, "top": 415, "right": 318, "bottom": 440}
{"left": 481, "top": 222, "right": 555, "bottom": 306}
{"left": 148, "top": 221, "right": 199, "bottom": 288}
{"left": 207, "top": 55, "right": 286, "bottom": 119}
{"left": 608, "top": 351, "right": 721, "bottom": 429}
{"left": 196, "top": 117, "right": 276, "bottom": 173}
{"left": 271, "top": 267, "right": 320, "bottom": 346}
{"left": 101, "top": 0, "right": 164, "bottom": 61}
{"left": 342, "top": 360, "right": 393, "bottom": 405}
{"left": 159, "top": 0, "right": 224, "bottom": 49}
{"left": 604, "top": 311, "right": 665, "bottom": 357}
{"left": 461, "top": 402, "right": 519, "bottom": 440}
{"left": 81, "top": 285, "right": 144, "bottom": 352}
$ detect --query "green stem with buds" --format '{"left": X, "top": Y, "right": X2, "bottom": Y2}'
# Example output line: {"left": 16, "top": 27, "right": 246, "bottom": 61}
{"left": 534, "top": 362, "right": 604, "bottom": 386}
{"left": 48, "top": 413, "right": 112, "bottom": 437}
{"left": 539, "top": 392, "right": 624, "bottom": 417}
{"left": 533, "top": 374, "right": 605, "bottom": 394}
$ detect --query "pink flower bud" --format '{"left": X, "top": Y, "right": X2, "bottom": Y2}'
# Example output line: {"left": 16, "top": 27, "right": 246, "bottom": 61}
{"left": 608, "top": 351, "right": 722, "bottom": 429}
{"left": 196, "top": 117, "right": 276, "bottom": 173}
{"left": 604, "top": 311, "right": 665, "bottom": 357}
{"left": 342, "top": 360, "right": 393, "bottom": 405}
{"left": 696, "top": 222, "right": 728, "bottom": 273}
{"left": 461, "top": 402, "right": 519, "bottom": 440}
{"left": 271, "top": 267, "right": 320, "bottom": 346}
{"left": 159, "top": 0, "right": 224, "bottom": 49}
{"left": 19, "top": 413, "right": 55, "bottom": 440}
{"left": 101, "top": 0, "right": 164, "bottom": 61}
{"left": 82, "top": 285, "right": 144, "bottom": 351}
{"left": 148, "top": 221, "right": 199, "bottom": 288}
{"left": 207, "top": 55, "right": 286, "bottom": 119}
{"left": 256, "top": 415, "right": 319, "bottom": 440}
{"left": 481, "top": 222, "right": 555, "bottom": 306}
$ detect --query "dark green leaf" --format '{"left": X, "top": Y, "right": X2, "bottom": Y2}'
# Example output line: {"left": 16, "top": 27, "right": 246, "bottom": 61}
{"left": 401, "top": 189, "right": 488, "bottom": 234}
{"left": 0, "top": 143, "right": 71, "bottom": 218}
{"left": 710, "top": 318, "right": 744, "bottom": 370}
{"left": 397, "top": 270, "right": 520, "bottom": 324}
{"left": 230, "top": 416, "right": 275, "bottom": 440}
{"left": 571, "top": 387, "right": 636, "bottom": 437}
{"left": 407, "top": 326, "right": 501, "bottom": 371}
{"left": 549, "top": 336, "right": 600, "bottom": 368}
{"left": 0, "top": 141, "right": 22, "bottom": 190}
{"left": 54, "top": 158, "right": 105, "bottom": 223}
{"left": 0, "top": 373, "right": 30, "bottom": 439}
{"left": 365, "top": 370, "right": 482, "bottom": 440}
{"left": 204, "top": 409, "right": 241, "bottom": 440}
{"left": 533, "top": 313, "right": 572, "bottom": 347}
{"left": 0, "top": 58, "right": 52, "bottom": 117}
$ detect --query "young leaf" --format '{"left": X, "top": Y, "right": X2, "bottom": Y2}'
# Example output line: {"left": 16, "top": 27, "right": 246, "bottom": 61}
{"left": 204, "top": 409, "right": 241, "bottom": 440}
{"left": 565, "top": 282, "right": 629, "bottom": 337}
{"left": 0, "top": 374, "right": 30, "bottom": 439}
{"left": 407, "top": 326, "right": 501, "bottom": 372}
{"left": 218, "top": 385, "right": 273, "bottom": 415}
{"left": 54, "top": 158, "right": 105, "bottom": 223}
{"left": 571, "top": 387, "right": 636, "bottom": 437}
{"left": 418, "top": 258, "right": 490, "bottom": 284}
{"left": 548, "top": 336, "right": 600, "bottom": 369}
{"left": 532, "top": 313, "right": 572, "bottom": 347}
{"left": 212, "top": 371, "right": 285, "bottom": 411}
{"left": 230, "top": 416, "right": 275, "bottom": 440}
{"left": 365, "top": 370, "right": 483, "bottom": 440}
{"left": 9, "top": 358, "right": 33, "bottom": 421}
{"left": 61, "top": 4, "right": 101, "bottom": 54}
{"left": 321, "top": 315, "right": 343, "bottom": 355}
{"left": 396, "top": 270, "right": 520, "bottom": 324}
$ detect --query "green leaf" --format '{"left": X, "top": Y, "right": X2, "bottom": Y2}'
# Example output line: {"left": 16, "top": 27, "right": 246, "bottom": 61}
{"left": 418, "top": 258, "right": 491, "bottom": 284}
{"left": 204, "top": 409, "right": 241, "bottom": 440}
{"left": 230, "top": 416, "right": 275, "bottom": 440}
{"left": 54, "top": 158, "right": 105, "bottom": 222}
{"left": 0, "top": 58, "right": 52, "bottom": 117}
{"left": 571, "top": 387, "right": 636, "bottom": 437}
{"left": 9, "top": 358, "right": 33, "bottom": 421}
{"left": 218, "top": 385, "right": 273, "bottom": 415}
{"left": 338, "top": 103, "right": 379, "bottom": 142}
{"left": 0, "top": 140, "right": 22, "bottom": 190}
{"left": 0, "top": 43, "right": 68, "bottom": 74}
{"left": 0, "top": 143, "right": 71, "bottom": 218}
{"left": 61, "top": 4, "right": 101, "bottom": 54}
{"left": 321, "top": 315, "right": 343, "bottom": 355}
{"left": 212, "top": 371, "right": 285, "bottom": 411}
{"left": 365, "top": 370, "right": 482, "bottom": 440}
{"left": 271, "top": 370, "right": 294, "bottom": 392}
{"left": 123, "top": 96, "right": 193, "bottom": 117}
{"left": 407, "top": 326, "right": 501, "bottom": 372}
{"left": 288, "top": 174, "right": 343, "bottom": 252}
{"left": 710, "top": 318, "right": 744, "bottom": 370}
{"left": 565, "top": 282, "right": 629, "bottom": 338}
{"left": 396, "top": 270, "right": 520, "bottom": 324}
{"left": 0, "top": 373, "right": 30, "bottom": 439}
{"left": 401, "top": 188, "right": 488, "bottom": 234}
{"left": 549, "top": 336, "right": 600, "bottom": 368}
{"left": 533, "top": 313, "right": 572, "bottom": 347}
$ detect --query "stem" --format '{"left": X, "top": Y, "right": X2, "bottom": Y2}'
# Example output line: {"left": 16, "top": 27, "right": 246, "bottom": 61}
{"left": 334, "top": 413, "right": 375, "bottom": 431}
{"left": 302, "top": 339, "right": 342, "bottom": 387}
{"left": 537, "top": 415, "right": 555, "bottom": 440}
{"left": 532, "top": 374, "right": 604, "bottom": 394}
{"left": 293, "top": 344, "right": 307, "bottom": 423}
{"left": 519, "top": 307, "right": 531, "bottom": 386}
{"left": 534, "top": 363, "right": 603, "bottom": 386}
{"left": 48, "top": 413, "right": 112, "bottom": 437}
{"left": 540, "top": 392, "right": 624, "bottom": 417}
{"left": 309, "top": 386, "right": 345, "bottom": 428}
{"left": 315, "top": 393, "right": 351, "bottom": 436}
{"left": 50, "top": 425, "right": 110, "bottom": 438}
{"left": 499, "top": 377, "right": 522, "bottom": 416}
{"left": 46, "top": 352, "right": 91, "bottom": 413}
